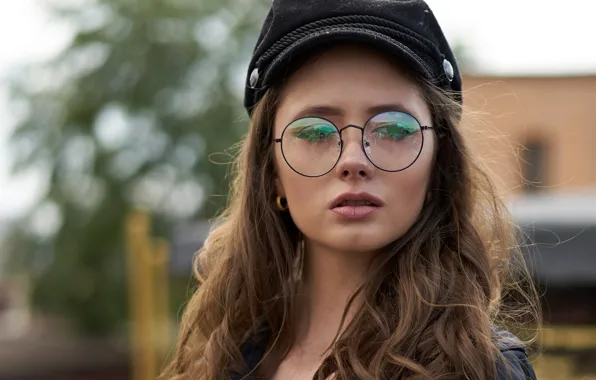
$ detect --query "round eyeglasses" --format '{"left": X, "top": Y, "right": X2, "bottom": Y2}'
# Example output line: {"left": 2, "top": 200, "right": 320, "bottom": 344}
{"left": 274, "top": 111, "right": 434, "bottom": 177}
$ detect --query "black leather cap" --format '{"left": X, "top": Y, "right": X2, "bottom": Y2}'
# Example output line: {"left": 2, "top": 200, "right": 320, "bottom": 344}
{"left": 243, "top": 0, "right": 462, "bottom": 115}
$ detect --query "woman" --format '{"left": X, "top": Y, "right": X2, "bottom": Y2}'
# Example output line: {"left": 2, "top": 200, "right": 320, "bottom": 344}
{"left": 163, "top": 0, "right": 540, "bottom": 379}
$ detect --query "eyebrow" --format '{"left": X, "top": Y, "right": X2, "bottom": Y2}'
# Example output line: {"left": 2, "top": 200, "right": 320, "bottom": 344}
{"left": 292, "top": 103, "right": 416, "bottom": 120}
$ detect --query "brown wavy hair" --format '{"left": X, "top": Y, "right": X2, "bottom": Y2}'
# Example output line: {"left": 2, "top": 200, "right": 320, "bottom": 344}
{"left": 161, "top": 75, "right": 540, "bottom": 379}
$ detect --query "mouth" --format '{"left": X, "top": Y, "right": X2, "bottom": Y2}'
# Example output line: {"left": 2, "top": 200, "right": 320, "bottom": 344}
{"left": 330, "top": 192, "right": 383, "bottom": 208}
{"left": 334, "top": 200, "right": 378, "bottom": 207}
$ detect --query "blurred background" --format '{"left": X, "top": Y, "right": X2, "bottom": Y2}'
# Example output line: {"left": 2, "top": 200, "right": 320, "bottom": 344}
{"left": 0, "top": 0, "right": 594, "bottom": 379}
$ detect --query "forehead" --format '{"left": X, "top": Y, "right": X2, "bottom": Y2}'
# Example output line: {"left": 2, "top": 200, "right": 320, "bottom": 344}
{"left": 275, "top": 44, "right": 430, "bottom": 126}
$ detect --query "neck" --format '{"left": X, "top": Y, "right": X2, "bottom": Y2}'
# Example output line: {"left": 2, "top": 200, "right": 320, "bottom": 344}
{"left": 293, "top": 240, "right": 373, "bottom": 354}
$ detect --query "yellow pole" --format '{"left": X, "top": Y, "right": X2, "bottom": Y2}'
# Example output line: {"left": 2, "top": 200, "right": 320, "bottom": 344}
{"left": 141, "top": 227, "right": 157, "bottom": 380}
{"left": 126, "top": 210, "right": 157, "bottom": 380}
{"left": 126, "top": 210, "right": 144, "bottom": 380}
{"left": 152, "top": 238, "right": 171, "bottom": 368}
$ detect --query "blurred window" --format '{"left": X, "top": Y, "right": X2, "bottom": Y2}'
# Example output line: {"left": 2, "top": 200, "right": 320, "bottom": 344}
{"left": 522, "top": 138, "right": 547, "bottom": 193}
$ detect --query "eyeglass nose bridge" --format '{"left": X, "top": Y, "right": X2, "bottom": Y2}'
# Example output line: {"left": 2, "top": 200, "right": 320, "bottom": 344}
{"left": 337, "top": 124, "right": 370, "bottom": 154}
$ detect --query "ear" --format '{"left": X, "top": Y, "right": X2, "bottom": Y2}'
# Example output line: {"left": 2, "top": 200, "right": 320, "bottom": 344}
{"left": 275, "top": 176, "right": 285, "bottom": 197}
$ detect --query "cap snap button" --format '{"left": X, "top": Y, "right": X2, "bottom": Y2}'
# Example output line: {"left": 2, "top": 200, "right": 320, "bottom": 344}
{"left": 443, "top": 59, "right": 454, "bottom": 82}
{"left": 249, "top": 68, "right": 259, "bottom": 88}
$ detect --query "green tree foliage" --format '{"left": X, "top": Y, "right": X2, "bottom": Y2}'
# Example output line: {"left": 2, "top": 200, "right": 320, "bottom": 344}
{"left": 7, "top": 0, "right": 269, "bottom": 335}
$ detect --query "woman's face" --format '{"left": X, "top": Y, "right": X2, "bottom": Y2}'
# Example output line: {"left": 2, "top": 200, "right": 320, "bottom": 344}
{"left": 274, "top": 44, "right": 435, "bottom": 254}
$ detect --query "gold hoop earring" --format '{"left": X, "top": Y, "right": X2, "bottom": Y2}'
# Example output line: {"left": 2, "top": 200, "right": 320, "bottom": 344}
{"left": 276, "top": 195, "right": 289, "bottom": 211}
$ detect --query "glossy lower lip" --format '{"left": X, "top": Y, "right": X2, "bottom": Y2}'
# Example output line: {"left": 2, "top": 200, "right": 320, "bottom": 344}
{"left": 331, "top": 205, "right": 379, "bottom": 219}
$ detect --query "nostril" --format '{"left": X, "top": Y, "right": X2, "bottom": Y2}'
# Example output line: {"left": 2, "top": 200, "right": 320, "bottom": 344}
{"left": 343, "top": 169, "right": 368, "bottom": 178}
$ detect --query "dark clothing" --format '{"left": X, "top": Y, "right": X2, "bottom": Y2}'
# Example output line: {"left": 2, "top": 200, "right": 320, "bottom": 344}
{"left": 494, "top": 329, "right": 538, "bottom": 380}
{"left": 231, "top": 327, "right": 537, "bottom": 380}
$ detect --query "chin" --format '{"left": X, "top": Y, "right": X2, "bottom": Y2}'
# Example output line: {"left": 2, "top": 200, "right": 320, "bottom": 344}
{"left": 296, "top": 217, "right": 404, "bottom": 254}
{"left": 322, "top": 229, "right": 396, "bottom": 253}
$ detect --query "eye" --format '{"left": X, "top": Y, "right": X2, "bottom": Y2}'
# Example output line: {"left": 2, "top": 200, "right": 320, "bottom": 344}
{"left": 291, "top": 124, "right": 338, "bottom": 142}
{"left": 370, "top": 121, "right": 417, "bottom": 140}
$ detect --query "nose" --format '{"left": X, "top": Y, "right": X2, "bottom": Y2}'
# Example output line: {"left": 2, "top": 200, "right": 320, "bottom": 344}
{"left": 335, "top": 126, "right": 375, "bottom": 181}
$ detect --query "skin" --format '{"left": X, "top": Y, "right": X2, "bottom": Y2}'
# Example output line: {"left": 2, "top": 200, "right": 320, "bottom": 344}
{"left": 269, "top": 44, "right": 435, "bottom": 380}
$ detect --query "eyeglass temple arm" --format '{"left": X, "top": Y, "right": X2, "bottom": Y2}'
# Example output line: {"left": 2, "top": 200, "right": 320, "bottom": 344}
{"left": 421, "top": 125, "right": 446, "bottom": 139}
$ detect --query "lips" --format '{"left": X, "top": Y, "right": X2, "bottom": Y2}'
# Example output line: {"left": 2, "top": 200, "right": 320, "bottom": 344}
{"left": 330, "top": 192, "right": 383, "bottom": 209}
{"left": 330, "top": 192, "right": 383, "bottom": 219}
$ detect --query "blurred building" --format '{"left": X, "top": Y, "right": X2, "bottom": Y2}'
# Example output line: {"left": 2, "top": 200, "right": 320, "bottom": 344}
{"left": 462, "top": 74, "right": 596, "bottom": 196}
{"left": 462, "top": 74, "right": 596, "bottom": 380}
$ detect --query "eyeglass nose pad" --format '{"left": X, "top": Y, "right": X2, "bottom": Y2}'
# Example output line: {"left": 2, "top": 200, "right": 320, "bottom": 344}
{"left": 363, "top": 139, "right": 372, "bottom": 155}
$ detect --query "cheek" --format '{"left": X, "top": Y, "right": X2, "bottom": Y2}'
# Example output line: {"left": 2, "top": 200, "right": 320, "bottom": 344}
{"left": 387, "top": 139, "right": 435, "bottom": 227}
{"left": 390, "top": 172, "right": 429, "bottom": 214}
{"left": 409, "top": 136, "right": 435, "bottom": 192}
{"left": 275, "top": 150, "right": 329, "bottom": 235}
{"left": 278, "top": 168, "right": 320, "bottom": 208}
{"left": 275, "top": 148, "right": 319, "bottom": 203}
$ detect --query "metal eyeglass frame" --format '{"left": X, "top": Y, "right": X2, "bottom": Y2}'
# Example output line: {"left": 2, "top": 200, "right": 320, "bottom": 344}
{"left": 274, "top": 111, "right": 434, "bottom": 178}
